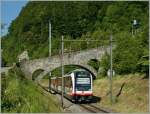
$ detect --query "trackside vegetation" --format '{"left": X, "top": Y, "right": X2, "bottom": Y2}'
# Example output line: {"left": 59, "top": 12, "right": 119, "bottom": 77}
{"left": 93, "top": 73, "right": 149, "bottom": 112}
{"left": 1, "top": 67, "right": 62, "bottom": 113}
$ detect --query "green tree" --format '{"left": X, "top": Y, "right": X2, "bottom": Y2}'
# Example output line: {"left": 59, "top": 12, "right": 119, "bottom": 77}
{"left": 113, "top": 32, "right": 143, "bottom": 74}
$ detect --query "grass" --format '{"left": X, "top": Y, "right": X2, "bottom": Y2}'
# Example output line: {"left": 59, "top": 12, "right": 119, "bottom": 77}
{"left": 1, "top": 67, "right": 62, "bottom": 113}
{"left": 93, "top": 73, "right": 149, "bottom": 113}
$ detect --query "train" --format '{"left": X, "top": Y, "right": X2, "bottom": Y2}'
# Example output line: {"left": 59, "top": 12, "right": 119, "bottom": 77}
{"left": 50, "top": 69, "right": 93, "bottom": 102}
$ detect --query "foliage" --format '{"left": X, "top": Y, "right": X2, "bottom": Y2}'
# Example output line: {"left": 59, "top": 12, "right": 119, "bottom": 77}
{"left": 113, "top": 32, "right": 143, "bottom": 74}
{"left": 88, "top": 59, "right": 100, "bottom": 72}
{"left": 137, "top": 49, "right": 149, "bottom": 77}
{"left": 1, "top": 67, "right": 61, "bottom": 112}
{"left": 100, "top": 52, "right": 110, "bottom": 76}
{"left": 1, "top": 1, "right": 148, "bottom": 75}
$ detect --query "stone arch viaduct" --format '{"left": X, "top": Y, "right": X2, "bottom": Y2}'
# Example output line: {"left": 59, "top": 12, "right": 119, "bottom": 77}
{"left": 20, "top": 46, "right": 109, "bottom": 81}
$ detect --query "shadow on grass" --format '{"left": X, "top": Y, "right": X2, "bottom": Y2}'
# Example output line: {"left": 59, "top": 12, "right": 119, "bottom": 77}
{"left": 91, "top": 95, "right": 101, "bottom": 103}
{"left": 142, "top": 73, "right": 149, "bottom": 79}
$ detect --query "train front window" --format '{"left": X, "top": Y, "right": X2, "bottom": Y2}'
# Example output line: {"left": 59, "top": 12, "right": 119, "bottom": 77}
{"left": 75, "top": 71, "right": 91, "bottom": 91}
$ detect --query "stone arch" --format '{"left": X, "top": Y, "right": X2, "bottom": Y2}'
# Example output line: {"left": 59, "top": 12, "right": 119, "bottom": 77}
{"left": 32, "top": 69, "right": 45, "bottom": 80}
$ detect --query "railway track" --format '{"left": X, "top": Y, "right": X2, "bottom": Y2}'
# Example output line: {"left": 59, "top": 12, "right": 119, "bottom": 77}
{"left": 37, "top": 84, "right": 111, "bottom": 113}
{"left": 79, "top": 104, "right": 110, "bottom": 113}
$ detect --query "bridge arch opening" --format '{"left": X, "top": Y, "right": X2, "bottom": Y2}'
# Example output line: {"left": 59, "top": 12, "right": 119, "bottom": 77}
{"left": 87, "top": 59, "right": 100, "bottom": 72}
{"left": 70, "top": 64, "right": 96, "bottom": 79}
{"left": 32, "top": 69, "right": 45, "bottom": 80}
{"left": 42, "top": 64, "right": 96, "bottom": 79}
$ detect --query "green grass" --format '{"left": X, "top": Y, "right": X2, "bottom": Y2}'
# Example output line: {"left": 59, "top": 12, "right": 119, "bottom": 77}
{"left": 93, "top": 73, "right": 149, "bottom": 113}
{"left": 1, "top": 67, "right": 62, "bottom": 113}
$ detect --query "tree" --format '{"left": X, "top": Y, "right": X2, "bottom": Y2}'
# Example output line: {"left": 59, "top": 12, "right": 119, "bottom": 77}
{"left": 113, "top": 32, "right": 143, "bottom": 74}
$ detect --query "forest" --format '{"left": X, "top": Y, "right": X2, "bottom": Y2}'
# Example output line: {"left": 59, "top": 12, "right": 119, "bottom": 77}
{"left": 2, "top": 1, "right": 149, "bottom": 76}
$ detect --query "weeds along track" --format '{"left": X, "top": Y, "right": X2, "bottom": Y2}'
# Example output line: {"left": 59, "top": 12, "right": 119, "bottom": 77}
{"left": 79, "top": 104, "right": 110, "bottom": 113}
{"left": 37, "top": 84, "right": 51, "bottom": 95}
{"left": 34, "top": 83, "right": 53, "bottom": 98}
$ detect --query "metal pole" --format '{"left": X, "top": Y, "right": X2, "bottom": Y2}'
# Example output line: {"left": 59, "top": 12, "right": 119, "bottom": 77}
{"left": 49, "top": 20, "right": 51, "bottom": 57}
{"left": 61, "top": 35, "right": 64, "bottom": 108}
{"left": 49, "top": 71, "right": 51, "bottom": 92}
{"left": 110, "top": 34, "right": 113, "bottom": 104}
{"left": 48, "top": 20, "right": 51, "bottom": 92}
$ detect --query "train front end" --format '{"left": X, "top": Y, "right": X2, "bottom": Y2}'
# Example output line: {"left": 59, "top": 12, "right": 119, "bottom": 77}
{"left": 72, "top": 70, "right": 93, "bottom": 102}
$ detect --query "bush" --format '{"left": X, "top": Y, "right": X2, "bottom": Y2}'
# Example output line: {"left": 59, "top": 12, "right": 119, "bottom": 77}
{"left": 113, "top": 32, "right": 143, "bottom": 74}
{"left": 88, "top": 59, "right": 100, "bottom": 72}
{"left": 100, "top": 31, "right": 146, "bottom": 75}
{"left": 99, "top": 52, "right": 110, "bottom": 76}
{"left": 1, "top": 67, "right": 61, "bottom": 112}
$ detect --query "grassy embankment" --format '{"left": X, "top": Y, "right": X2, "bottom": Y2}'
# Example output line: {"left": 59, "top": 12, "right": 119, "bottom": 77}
{"left": 1, "top": 67, "right": 62, "bottom": 113}
{"left": 93, "top": 73, "right": 149, "bottom": 112}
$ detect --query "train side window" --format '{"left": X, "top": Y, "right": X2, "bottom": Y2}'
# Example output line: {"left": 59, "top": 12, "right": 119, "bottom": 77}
{"left": 69, "top": 77, "right": 72, "bottom": 87}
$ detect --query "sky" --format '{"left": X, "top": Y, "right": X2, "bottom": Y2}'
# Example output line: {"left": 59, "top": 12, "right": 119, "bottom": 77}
{"left": 1, "top": 0, "right": 28, "bottom": 36}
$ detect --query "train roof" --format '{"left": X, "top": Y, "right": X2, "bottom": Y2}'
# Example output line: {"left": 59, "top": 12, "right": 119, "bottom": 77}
{"left": 51, "top": 77, "right": 57, "bottom": 79}
{"left": 51, "top": 69, "right": 89, "bottom": 79}
{"left": 72, "top": 69, "right": 86, "bottom": 72}
{"left": 66, "top": 69, "right": 87, "bottom": 75}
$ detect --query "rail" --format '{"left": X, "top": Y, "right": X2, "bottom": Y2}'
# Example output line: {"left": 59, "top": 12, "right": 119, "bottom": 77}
{"left": 79, "top": 104, "right": 110, "bottom": 113}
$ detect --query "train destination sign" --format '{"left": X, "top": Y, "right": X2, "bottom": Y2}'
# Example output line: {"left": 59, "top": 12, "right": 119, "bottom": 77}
{"left": 76, "top": 78, "right": 90, "bottom": 84}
